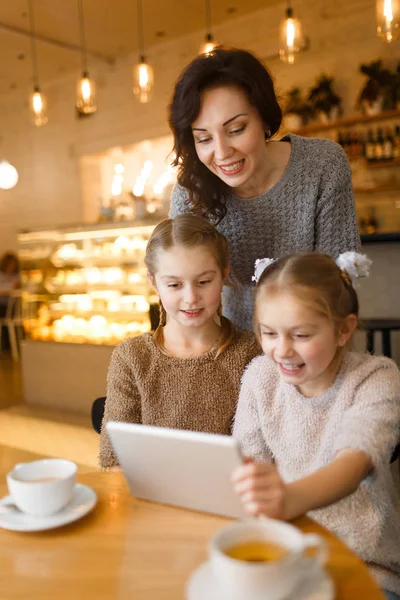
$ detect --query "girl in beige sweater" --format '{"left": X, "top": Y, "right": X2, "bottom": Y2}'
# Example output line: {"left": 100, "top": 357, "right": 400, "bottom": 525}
{"left": 100, "top": 214, "right": 260, "bottom": 468}
{"left": 232, "top": 252, "right": 400, "bottom": 600}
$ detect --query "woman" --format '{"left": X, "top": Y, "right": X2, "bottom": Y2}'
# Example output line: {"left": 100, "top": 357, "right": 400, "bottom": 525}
{"left": 169, "top": 47, "right": 360, "bottom": 331}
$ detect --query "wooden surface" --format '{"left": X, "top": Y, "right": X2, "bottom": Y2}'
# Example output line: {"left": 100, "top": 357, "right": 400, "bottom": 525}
{"left": 0, "top": 445, "right": 385, "bottom": 600}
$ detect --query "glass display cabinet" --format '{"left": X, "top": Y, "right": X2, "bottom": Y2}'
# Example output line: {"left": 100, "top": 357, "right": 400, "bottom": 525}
{"left": 17, "top": 220, "right": 159, "bottom": 346}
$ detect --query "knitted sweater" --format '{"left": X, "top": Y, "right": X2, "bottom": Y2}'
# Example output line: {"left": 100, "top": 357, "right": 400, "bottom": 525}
{"left": 170, "top": 133, "right": 361, "bottom": 331}
{"left": 99, "top": 330, "right": 261, "bottom": 468}
{"left": 233, "top": 352, "right": 400, "bottom": 595}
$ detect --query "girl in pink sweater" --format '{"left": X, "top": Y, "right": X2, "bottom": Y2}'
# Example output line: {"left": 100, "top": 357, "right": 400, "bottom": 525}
{"left": 232, "top": 252, "right": 400, "bottom": 599}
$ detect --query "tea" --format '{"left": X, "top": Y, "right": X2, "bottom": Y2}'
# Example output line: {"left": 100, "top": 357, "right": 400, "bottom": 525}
{"left": 224, "top": 541, "right": 288, "bottom": 563}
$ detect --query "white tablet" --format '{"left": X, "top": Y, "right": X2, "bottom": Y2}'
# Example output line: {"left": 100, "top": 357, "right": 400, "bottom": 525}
{"left": 106, "top": 422, "right": 246, "bottom": 519}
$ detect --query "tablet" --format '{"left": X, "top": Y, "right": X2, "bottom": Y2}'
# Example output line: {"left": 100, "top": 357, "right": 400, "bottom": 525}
{"left": 106, "top": 422, "right": 246, "bottom": 519}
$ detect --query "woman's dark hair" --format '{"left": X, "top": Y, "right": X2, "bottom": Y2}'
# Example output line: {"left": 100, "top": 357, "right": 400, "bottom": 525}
{"left": 0, "top": 252, "right": 19, "bottom": 275}
{"left": 169, "top": 47, "right": 282, "bottom": 223}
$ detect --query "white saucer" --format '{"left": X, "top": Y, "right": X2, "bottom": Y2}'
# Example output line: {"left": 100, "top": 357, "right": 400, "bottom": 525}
{"left": 186, "top": 559, "right": 335, "bottom": 600}
{"left": 0, "top": 483, "right": 97, "bottom": 532}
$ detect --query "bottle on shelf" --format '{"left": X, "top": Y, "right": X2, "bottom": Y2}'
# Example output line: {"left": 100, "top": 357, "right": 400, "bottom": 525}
{"left": 393, "top": 125, "right": 400, "bottom": 159}
{"left": 374, "top": 128, "right": 384, "bottom": 161}
{"left": 382, "top": 128, "right": 394, "bottom": 161}
{"left": 364, "top": 129, "right": 376, "bottom": 162}
{"left": 359, "top": 207, "right": 379, "bottom": 235}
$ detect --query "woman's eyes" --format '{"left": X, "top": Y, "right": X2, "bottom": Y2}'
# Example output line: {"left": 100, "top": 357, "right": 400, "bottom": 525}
{"left": 194, "top": 125, "right": 246, "bottom": 144}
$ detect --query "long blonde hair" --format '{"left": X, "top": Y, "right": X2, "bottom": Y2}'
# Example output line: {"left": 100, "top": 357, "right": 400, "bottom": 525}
{"left": 254, "top": 253, "right": 359, "bottom": 343}
{"left": 144, "top": 214, "right": 236, "bottom": 357}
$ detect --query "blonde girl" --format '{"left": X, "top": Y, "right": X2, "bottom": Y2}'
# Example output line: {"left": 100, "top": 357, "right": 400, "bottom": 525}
{"left": 232, "top": 252, "right": 400, "bottom": 600}
{"left": 100, "top": 214, "right": 260, "bottom": 468}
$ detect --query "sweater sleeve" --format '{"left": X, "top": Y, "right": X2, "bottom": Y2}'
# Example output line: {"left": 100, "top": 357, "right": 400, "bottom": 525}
{"left": 99, "top": 344, "right": 142, "bottom": 468}
{"left": 314, "top": 143, "right": 361, "bottom": 256}
{"left": 170, "top": 183, "right": 191, "bottom": 217}
{"left": 333, "top": 361, "right": 400, "bottom": 477}
{"left": 233, "top": 361, "right": 273, "bottom": 462}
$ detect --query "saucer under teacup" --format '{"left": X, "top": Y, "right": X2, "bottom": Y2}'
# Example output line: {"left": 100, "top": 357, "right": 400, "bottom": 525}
{"left": 186, "top": 558, "right": 334, "bottom": 600}
{"left": 0, "top": 483, "right": 97, "bottom": 532}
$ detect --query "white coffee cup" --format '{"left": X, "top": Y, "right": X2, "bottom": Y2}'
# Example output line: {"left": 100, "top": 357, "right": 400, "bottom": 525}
{"left": 209, "top": 518, "right": 327, "bottom": 600}
{"left": 6, "top": 459, "right": 77, "bottom": 517}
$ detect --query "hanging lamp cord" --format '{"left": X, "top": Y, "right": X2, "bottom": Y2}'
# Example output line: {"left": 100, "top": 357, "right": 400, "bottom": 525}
{"left": 78, "top": 0, "right": 88, "bottom": 75}
{"left": 137, "top": 0, "right": 145, "bottom": 63}
{"left": 205, "top": 0, "right": 212, "bottom": 36}
{"left": 28, "top": 0, "right": 39, "bottom": 89}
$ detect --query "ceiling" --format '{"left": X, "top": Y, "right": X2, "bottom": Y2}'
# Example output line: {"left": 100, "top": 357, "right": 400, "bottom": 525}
{"left": 0, "top": 0, "right": 279, "bottom": 95}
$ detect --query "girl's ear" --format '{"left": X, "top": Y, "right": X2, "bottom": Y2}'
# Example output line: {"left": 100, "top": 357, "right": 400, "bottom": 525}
{"left": 337, "top": 314, "right": 358, "bottom": 347}
{"left": 147, "top": 272, "right": 158, "bottom": 293}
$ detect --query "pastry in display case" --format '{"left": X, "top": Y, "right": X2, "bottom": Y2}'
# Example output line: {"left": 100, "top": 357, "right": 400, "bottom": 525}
{"left": 17, "top": 220, "right": 160, "bottom": 346}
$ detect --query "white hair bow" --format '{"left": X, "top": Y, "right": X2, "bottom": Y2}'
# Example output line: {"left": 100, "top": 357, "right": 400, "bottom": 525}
{"left": 252, "top": 258, "right": 275, "bottom": 283}
{"left": 335, "top": 251, "right": 372, "bottom": 286}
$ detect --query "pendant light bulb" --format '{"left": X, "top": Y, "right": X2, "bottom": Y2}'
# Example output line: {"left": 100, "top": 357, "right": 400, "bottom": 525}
{"left": 279, "top": 6, "right": 303, "bottom": 64}
{"left": 29, "top": 87, "right": 48, "bottom": 127}
{"left": 76, "top": 72, "right": 97, "bottom": 114}
{"left": 0, "top": 161, "right": 19, "bottom": 190}
{"left": 133, "top": 58, "right": 153, "bottom": 103}
{"left": 376, "top": 0, "right": 400, "bottom": 42}
{"left": 199, "top": 33, "right": 218, "bottom": 56}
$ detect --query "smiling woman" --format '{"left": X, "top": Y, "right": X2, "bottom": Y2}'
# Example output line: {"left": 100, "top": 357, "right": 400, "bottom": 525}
{"left": 169, "top": 47, "right": 361, "bottom": 331}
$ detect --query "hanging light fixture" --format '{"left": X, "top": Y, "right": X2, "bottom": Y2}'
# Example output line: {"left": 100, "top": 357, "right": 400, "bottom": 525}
{"left": 28, "top": 0, "right": 47, "bottom": 126}
{"left": 199, "top": 0, "right": 218, "bottom": 55}
{"left": 376, "top": 0, "right": 400, "bottom": 42}
{"left": 0, "top": 161, "right": 19, "bottom": 190}
{"left": 133, "top": 0, "right": 153, "bottom": 103}
{"left": 76, "top": 0, "right": 97, "bottom": 114}
{"left": 279, "top": 1, "right": 303, "bottom": 65}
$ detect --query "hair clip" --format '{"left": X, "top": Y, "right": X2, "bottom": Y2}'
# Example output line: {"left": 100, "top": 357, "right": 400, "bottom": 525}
{"left": 335, "top": 252, "right": 372, "bottom": 287}
{"left": 252, "top": 258, "right": 276, "bottom": 284}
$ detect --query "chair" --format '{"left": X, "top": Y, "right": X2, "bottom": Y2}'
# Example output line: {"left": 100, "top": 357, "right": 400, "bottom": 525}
{"left": 391, "top": 441, "right": 400, "bottom": 464}
{"left": 91, "top": 396, "right": 106, "bottom": 434}
{"left": 0, "top": 291, "right": 24, "bottom": 361}
{"left": 361, "top": 318, "right": 400, "bottom": 359}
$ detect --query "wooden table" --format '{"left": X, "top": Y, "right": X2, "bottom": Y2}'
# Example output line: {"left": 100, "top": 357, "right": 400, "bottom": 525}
{"left": 0, "top": 445, "right": 385, "bottom": 600}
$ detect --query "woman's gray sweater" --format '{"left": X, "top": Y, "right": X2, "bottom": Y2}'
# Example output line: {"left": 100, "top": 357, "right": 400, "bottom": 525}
{"left": 170, "top": 134, "right": 361, "bottom": 331}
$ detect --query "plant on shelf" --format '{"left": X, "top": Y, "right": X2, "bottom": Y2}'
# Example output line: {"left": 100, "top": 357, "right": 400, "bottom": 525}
{"left": 356, "top": 60, "right": 393, "bottom": 115}
{"left": 307, "top": 75, "right": 342, "bottom": 123}
{"left": 283, "top": 87, "right": 313, "bottom": 130}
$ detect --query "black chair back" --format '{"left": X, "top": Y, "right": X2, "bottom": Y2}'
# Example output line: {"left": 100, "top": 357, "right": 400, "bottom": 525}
{"left": 91, "top": 397, "right": 106, "bottom": 434}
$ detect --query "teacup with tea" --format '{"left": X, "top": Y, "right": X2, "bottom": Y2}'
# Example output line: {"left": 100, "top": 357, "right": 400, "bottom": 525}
{"left": 209, "top": 518, "right": 327, "bottom": 600}
{"left": 6, "top": 458, "right": 77, "bottom": 517}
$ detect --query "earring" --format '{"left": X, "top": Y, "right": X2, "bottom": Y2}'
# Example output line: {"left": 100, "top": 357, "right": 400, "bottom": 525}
{"left": 265, "top": 129, "right": 271, "bottom": 141}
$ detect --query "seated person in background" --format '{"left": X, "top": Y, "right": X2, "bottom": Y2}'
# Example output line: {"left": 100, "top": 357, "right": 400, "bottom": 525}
{"left": 0, "top": 252, "right": 20, "bottom": 351}
{"left": 232, "top": 252, "right": 400, "bottom": 600}
{"left": 99, "top": 214, "right": 260, "bottom": 469}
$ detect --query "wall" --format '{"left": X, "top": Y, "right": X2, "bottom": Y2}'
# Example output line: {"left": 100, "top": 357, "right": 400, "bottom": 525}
{"left": 0, "top": 0, "right": 399, "bottom": 254}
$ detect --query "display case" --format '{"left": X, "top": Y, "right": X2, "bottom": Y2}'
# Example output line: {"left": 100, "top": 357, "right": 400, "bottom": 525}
{"left": 17, "top": 220, "right": 160, "bottom": 346}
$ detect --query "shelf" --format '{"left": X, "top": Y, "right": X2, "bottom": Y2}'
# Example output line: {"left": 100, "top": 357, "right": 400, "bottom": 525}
{"left": 365, "top": 159, "right": 400, "bottom": 169}
{"left": 354, "top": 184, "right": 400, "bottom": 194}
{"left": 360, "top": 232, "right": 400, "bottom": 244}
{"left": 297, "top": 109, "right": 400, "bottom": 136}
{"left": 49, "top": 309, "right": 149, "bottom": 320}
